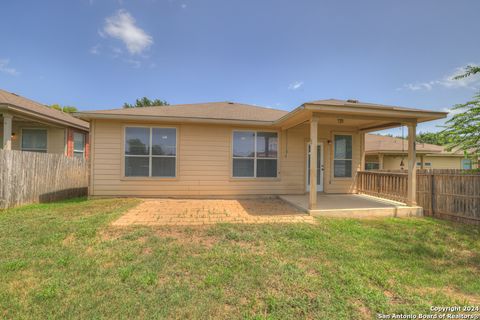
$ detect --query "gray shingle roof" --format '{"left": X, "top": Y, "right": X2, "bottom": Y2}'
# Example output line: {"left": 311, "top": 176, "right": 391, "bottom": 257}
{"left": 0, "top": 89, "right": 89, "bottom": 130}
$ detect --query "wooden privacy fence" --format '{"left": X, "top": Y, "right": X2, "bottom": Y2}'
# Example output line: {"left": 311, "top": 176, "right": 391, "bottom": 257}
{"left": 357, "top": 169, "right": 480, "bottom": 224}
{"left": 0, "top": 150, "right": 88, "bottom": 209}
{"left": 417, "top": 169, "right": 480, "bottom": 224}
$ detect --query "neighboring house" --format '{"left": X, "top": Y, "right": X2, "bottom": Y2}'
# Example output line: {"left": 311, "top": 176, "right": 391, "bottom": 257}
{"left": 365, "top": 134, "right": 477, "bottom": 170}
{"left": 77, "top": 99, "right": 446, "bottom": 209}
{"left": 0, "top": 89, "right": 89, "bottom": 159}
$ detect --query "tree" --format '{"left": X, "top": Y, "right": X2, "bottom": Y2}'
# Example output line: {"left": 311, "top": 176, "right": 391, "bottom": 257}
{"left": 441, "top": 93, "right": 480, "bottom": 156}
{"left": 123, "top": 97, "right": 169, "bottom": 108}
{"left": 441, "top": 66, "right": 480, "bottom": 158}
{"left": 49, "top": 104, "right": 78, "bottom": 113}
{"left": 415, "top": 132, "right": 452, "bottom": 146}
{"left": 453, "top": 65, "right": 480, "bottom": 79}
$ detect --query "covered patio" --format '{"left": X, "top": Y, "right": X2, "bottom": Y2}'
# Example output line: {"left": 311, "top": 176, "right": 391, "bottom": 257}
{"left": 276, "top": 99, "right": 447, "bottom": 214}
{"left": 279, "top": 193, "right": 422, "bottom": 217}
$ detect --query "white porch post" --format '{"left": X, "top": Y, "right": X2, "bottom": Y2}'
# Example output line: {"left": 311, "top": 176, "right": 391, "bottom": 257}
{"left": 2, "top": 113, "right": 13, "bottom": 150}
{"left": 360, "top": 132, "right": 366, "bottom": 171}
{"left": 309, "top": 117, "right": 318, "bottom": 210}
{"left": 407, "top": 123, "right": 417, "bottom": 205}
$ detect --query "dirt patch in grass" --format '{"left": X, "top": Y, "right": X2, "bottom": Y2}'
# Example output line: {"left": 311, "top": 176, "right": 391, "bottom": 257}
{"left": 418, "top": 287, "right": 480, "bottom": 305}
{"left": 155, "top": 227, "right": 220, "bottom": 248}
{"left": 351, "top": 299, "right": 372, "bottom": 320}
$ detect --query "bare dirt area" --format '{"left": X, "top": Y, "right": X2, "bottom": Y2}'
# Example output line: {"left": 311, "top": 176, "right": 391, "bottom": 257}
{"left": 111, "top": 198, "right": 315, "bottom": 226}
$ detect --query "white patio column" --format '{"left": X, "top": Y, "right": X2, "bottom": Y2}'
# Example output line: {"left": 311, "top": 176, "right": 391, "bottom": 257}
{"left": 359, "top": 132, "right": 366, "bottom": 171}
{"left": 407, "top": 123, "right": 417, "bottom": 205}
{"left": 2, "top": 113, "right": 13, "bottom": 150}
{"left": 309, "top": 117, "right": 318, "bottom": 210}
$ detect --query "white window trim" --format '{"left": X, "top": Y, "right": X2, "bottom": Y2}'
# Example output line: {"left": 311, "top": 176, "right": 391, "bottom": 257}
{"left": 124, "top": 126, "right": 177, "bottom": 178}
{"left": 21, "top": 128, "right": 48, "bottom": 152}
{"left": 231, "top": 130, "right": 279, "bottom": 179}
{"left": 333, "top": 134, "right": 353, "bottom": 178}
{"left": 73, "top": 132, "right": 86, "bottom": 159}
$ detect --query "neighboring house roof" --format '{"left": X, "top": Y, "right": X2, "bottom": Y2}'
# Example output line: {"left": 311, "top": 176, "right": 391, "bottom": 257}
{"left": 366, "top": 134, "right": 463, "bottom": 156}
{"left": 76, "top": 99, "right": 447, "bottom": 127}
{"left": 0, "top": 89, "right": 89, "bottom": 130}
{"left": 78, "top": 102, "right": 289, "bottom": 123}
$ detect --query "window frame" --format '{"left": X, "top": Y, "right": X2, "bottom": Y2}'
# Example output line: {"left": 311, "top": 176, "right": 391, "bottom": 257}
{"left": 73, "top": 131, "right": 86, "bottom": 159}
{"left": 122, "top": 125, "right": 178, "bottom": 179}
{"left": 365, "top": 162, "right": 379, "bottom": 170}
{"left": 332, "top": 133, "right": 353, "bottom": 179}
{"left": 21, "top": 128, "right": 48, "bottom": 153}
{"left": 461, "top": 159, "right": 472, "bottom": 170}
{"left": 231, "top": 129, "right": 279, "bottom": 179}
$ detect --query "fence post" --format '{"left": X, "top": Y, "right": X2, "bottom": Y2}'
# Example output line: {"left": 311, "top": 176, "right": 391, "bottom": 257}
{"left": 431, "top": 172, "right": 435, "bottom": 216}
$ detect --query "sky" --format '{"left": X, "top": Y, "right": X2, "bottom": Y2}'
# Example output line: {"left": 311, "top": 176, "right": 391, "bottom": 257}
{"left": 1, "top": 0, "right": 479, "bottom": 135}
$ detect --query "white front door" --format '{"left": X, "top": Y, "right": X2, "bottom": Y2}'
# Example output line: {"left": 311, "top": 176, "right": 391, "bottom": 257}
{"left": 306, "top": 142, "right": 324, "bottom": 192}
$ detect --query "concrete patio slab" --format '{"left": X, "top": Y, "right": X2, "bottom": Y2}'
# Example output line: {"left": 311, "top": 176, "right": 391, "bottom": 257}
{"left": 279, "top": 193, "right": 423, "bottom": 218}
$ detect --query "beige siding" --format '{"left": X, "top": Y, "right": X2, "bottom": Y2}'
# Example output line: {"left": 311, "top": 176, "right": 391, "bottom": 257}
{"left": 423, "top": 156, "right": 463, "bottom": 169}
{"left": 91, "top": 120, "right": 361, "bottom": 197}
{"left": 0, "top": 122, "right": 66, "bottom": 155}
{"left": 381, "top": 154, "right": 463, "bottom": 170}
{"left": 382, "top": 155, "right": 420, "bottom": 170}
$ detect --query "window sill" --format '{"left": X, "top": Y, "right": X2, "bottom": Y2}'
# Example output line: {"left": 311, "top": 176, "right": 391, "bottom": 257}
{"left": 332, "top": 177, "right": 354, "bottom": 181}
{"left": 229, "top": 177, "right": 281, "bottom": 182}
{"left": 120, "top": 176, "right": 179, "bottom": 181}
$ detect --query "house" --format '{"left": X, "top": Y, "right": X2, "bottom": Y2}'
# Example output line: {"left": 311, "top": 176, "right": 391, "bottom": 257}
{"left": 77, "top": 99, "right": 447, "bottom": 213}
{"left": 0, "top": 89, "right": 89, "bottom": 159}
{"left": 365, "top": 134, "right": 475, "bottom": 170}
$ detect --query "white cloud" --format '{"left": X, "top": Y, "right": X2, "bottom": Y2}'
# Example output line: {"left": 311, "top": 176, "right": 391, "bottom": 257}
{"left": 443, "top": 107, "right": 463, "bottom": 116}
{"left": 288, "top": 81, "right": 304, "bottom": 90}
{"left": 89, "top": 45, "right": 101, "bottom": 55}
{"left": 398, "top": 64, "right": 480, "bottom": 91}
{"left": 0, "top": 59, "right": 19, "bottom": 76}
{"left": 102, "top": 10, "right": 153, "bottom": 55}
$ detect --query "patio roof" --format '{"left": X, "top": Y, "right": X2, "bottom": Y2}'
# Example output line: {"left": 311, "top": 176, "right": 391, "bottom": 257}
{"left": 275, "top": 99, "right": 447, "bottom": 131}
{"left": 0, "top": 89, "right": 89, "bottom": 130}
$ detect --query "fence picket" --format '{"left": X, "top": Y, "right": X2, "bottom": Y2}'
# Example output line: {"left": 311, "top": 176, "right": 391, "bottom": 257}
{"left": 0, "top": 150, "right": 88, "bottom": 209}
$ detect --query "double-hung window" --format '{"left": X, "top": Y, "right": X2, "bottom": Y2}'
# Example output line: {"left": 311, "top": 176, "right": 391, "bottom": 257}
{"left": 333, "top": 134, "right": 352, "bottom": 178}
{"left": 73, "top": 132, "right": 86, "bottom": 158}
{"left": 124, "top": 127, "right": 176, "bottom": 177}
{"left": 232, "top": 131, "right": 278, "bottom": 178}
{"left": 22, "top": 129, "right": 47, "bottom": 153}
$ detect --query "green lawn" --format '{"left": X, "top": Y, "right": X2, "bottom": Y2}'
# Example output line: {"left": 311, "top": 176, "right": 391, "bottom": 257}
{"left": 1, "top": 198, "right": 479, "bottom": 319}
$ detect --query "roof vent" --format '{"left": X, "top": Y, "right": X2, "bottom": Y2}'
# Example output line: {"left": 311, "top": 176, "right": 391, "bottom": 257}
{"left": 347, "top": 99, "right": 359, "bottom": 103}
